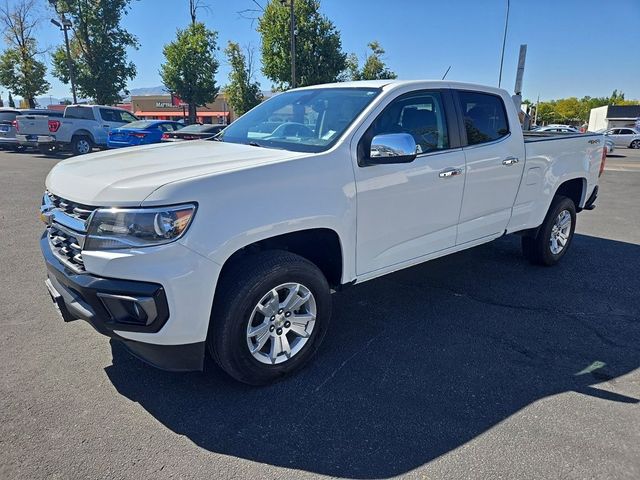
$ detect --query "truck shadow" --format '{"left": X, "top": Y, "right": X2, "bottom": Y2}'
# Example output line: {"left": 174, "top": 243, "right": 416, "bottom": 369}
{"left": 105, "top": 233, "right": 640, "bottom": 479}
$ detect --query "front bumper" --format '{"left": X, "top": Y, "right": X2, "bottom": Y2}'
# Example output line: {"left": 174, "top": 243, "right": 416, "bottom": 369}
{"left": 41, "top": 233, "right": 207, "bottom": 371}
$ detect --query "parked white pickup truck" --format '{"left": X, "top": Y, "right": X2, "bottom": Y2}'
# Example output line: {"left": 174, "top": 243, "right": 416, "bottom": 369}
{"left": 17, "top": 105, "right": 138, "bottom": 155}
{"left": 40, "top": 80, "right": 604, "bottom": 384}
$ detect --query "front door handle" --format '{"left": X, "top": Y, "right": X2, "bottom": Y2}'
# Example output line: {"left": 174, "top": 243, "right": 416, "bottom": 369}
{"left": 502, "top": 157, "right": 519, "bottom": 166}
{"left": 439, "top": 167, "right": 463, "bottom": 178}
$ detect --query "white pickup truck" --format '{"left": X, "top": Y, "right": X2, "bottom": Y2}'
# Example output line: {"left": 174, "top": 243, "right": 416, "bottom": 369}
{"left": 17, "top": 105, "right": 138, "bottom": 155}
{"left": 40, "top": 80, "right": 604, "bottom": 384}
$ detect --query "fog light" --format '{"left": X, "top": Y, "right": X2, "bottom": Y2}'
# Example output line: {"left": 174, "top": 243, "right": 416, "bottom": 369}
{"left": 97, "top": 293, "right": 158, "bottom": 326}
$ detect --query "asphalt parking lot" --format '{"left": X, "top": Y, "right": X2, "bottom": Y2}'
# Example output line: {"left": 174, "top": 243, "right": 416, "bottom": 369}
{"left": 1, "top": 148, "right": 639, "bottom": 480}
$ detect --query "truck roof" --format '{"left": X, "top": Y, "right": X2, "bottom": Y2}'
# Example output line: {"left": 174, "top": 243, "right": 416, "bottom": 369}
{"left": 293, "top": 79, "right": 509, "bottom": 96}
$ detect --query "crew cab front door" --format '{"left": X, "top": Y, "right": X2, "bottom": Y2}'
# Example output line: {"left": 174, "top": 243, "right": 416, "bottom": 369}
{"left": 354, "top": 90, "right": 465, "bottom": 275}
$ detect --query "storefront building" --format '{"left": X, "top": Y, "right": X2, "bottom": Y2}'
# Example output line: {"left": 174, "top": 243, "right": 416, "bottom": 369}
{"left": 130, "top": 94, "right": 235, "bottom": 124}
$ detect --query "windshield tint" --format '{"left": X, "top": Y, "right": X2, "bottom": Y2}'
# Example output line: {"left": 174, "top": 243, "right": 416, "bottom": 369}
{"left": 123, "top": 120, "right": 157, "bottom": 130}
{"left": 218, "top": 87, "right": 381, "bottom": 152}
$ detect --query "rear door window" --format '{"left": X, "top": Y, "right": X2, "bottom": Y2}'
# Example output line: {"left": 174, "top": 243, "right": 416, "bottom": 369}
{"left": 457, "top": 91, "right": 510, "bottom": 145}
{"left": 65, "top": 106, "right": 95, "bottom": 120}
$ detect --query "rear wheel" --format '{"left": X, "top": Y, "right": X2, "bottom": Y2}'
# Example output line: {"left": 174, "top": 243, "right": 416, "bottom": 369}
{"left": 38, "top": 144, "right": 55, "bottom": 155}
{"left": 522, "top": 195, "right": 576, "bottom": 266}
{"left": 209, "top": 250, "right": 331, "bottom": 385}
{"left": 71, "top": 135, "right": 92, "bottom": 155}
{"left": 630, "top": 140, "right": 640, "bottom": 149}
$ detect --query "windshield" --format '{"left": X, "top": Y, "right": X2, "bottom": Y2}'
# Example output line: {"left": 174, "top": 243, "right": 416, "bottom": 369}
{"left": 217, "top": 87, "right": 381, "bottom": 153}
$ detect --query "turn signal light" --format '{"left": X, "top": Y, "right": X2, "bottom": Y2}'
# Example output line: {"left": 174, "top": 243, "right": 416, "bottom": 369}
{"left": 48, "top": 120, "right": 61, "bottom": 132}
{"left": 599, "top": 146, "right": 606, "bottom": 177}
{"left": 161, "top": 133, "right": 169, "bottom": 139}
{"left": 12, "top": 120, "right": 18, "bottom": 132}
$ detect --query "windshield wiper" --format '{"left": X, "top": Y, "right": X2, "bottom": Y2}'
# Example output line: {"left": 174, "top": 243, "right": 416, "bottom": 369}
{"left": 247, "top": 141, "right": 264, "bottom": 147}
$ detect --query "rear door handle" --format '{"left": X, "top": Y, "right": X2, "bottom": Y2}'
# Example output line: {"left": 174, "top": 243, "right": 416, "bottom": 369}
{"left": 502, "top": 157, "right": 519, "bottom": 166}
{"left": 439, "top": 168, "right": 463, "bottom": 178}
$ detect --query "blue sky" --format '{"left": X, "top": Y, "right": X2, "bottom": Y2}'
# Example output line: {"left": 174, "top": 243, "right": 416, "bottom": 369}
{"left": 8, "top": 0, "right": 640, "bottom": 102}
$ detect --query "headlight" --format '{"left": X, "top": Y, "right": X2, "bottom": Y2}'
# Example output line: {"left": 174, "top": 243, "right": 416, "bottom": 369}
{"left": 84, "top": 204, "right": 197, "bottom": 250}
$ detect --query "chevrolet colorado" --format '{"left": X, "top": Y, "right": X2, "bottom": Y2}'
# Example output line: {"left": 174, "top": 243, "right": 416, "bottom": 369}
{"left": 40, "top": 81, "right": 604, "bottom": 384}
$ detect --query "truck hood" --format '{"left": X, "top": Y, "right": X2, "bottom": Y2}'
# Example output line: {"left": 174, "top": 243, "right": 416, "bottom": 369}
{"left": 46, "top": 140, "right": 306, "bottom": 206}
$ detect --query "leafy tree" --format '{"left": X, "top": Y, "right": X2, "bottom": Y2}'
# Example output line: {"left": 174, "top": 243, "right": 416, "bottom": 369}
{"left": 224, "top": 42, "right": 263, "bottom": 117}
{"left": 258, "top": 0, "right": 346, "bottom": 89}
{"left": 160, "top": 22, "right": 219, "bottom": 124}
{"left": 8, "top": 92, "right": 15, "bottom": 108}
{"left": 346, "top": 41, "right": 397, "bottom": 81}
{"left": 0, "top": 0, "right": 50, "bottom": 108}
{"left": 50, "top": 0, "right": 138, "bottom": 105}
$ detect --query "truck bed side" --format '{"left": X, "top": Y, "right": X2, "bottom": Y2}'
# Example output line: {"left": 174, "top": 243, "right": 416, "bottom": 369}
{"left": 506, "top": 132, "right": 603, "bottom": 233}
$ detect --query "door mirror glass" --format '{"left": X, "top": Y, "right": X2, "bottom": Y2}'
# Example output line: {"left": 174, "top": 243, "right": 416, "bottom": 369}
{"left": 368, "top": 133, "right": 417, "bottom": 164}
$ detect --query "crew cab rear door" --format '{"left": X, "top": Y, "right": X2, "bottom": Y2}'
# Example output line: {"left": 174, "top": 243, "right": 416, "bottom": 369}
{"left": 353, "top": 89, "right": 465, "bottom": 275}
{"left": 454, "top": 89, "right": 525, "bottom": 245}
{"left": 97, "top": 108, "right": 138, "bottom": 145}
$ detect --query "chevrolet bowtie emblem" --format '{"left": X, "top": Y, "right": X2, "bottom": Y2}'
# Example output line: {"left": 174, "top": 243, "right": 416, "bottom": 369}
{"left": 40, "top": 210, "right": 54, "bottom": 226}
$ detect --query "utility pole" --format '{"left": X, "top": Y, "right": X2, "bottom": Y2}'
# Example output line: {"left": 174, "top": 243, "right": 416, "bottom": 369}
{"left": 49, "top": 1, "right": 77, "bottom": 104}
{"left": 290, "top": 0, "right": 296, "bottom": 88}
{"left": 280, "top": 0, "right": 296, "bottom": 88}
{"left": 498, "top": 0, "right": 510, "bottom": 88}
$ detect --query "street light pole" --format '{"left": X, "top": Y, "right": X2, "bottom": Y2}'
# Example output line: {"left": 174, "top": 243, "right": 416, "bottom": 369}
{"left": 49, "top": 1, "right": 77, "bottom": 104}
{"left": 498, "top": 0, "right": 510, "bottom": 88}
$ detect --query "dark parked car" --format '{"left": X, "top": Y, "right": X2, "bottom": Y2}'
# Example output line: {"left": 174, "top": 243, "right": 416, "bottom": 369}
{"left": 161, "top": 123, "right": 226, "bottom": 142}
{"left": 0, "top": 108, "right": 63, "bottom": 151}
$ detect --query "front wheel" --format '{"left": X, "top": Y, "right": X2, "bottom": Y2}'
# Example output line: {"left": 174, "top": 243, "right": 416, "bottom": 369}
{"left": 522, "top": 195, "right": 576, "bottom": 266}
{"left": 209, "top": 250, "right": 331, "bottom": 385}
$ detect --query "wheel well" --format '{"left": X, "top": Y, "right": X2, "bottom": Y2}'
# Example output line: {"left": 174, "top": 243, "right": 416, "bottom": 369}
{"left": 72, "top": 130, "right": 94, "bottom": 143}
{"left": 220, "top": 229, "right": 343, "bottom": 288}
{"left": 555, "top": 178, "right": 585, "bottom": 209}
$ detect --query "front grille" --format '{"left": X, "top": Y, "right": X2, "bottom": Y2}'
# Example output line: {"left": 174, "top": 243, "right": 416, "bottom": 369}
{"left": 43, "top": 192, "right": 99, "bottom": 273}
{"left": 48, "top": 224, "right": 86, "bottom": 273}
{"left": 45, "top": 191, "right": 97, "bottom": 222}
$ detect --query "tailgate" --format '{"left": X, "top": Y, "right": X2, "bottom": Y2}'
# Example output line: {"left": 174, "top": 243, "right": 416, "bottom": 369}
{"left": 16, "top": 115, "right": 50, "bottom": 136}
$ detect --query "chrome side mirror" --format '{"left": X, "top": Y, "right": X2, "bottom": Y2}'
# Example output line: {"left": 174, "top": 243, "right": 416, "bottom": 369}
{"left": 367, "top": 133, "right": 417, "bottom": 165}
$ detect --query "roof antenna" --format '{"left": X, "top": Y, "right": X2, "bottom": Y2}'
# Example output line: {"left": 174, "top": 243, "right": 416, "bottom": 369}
{"left": 442, "top": 66, "right": 451, "bottom": 80}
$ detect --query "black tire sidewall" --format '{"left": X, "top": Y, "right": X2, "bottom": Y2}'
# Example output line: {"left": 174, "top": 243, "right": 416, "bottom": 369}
{"left": 211, "top": 252, "right": 331, "bottom": 385}
{"left": 72, "top": 136, "right": 91, "bottom": 155}
{"left": 538, "top": 196, "right": 577, "bottom": 265}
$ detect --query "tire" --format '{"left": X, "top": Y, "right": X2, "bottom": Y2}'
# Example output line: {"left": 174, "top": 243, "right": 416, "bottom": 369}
{"left": 71, "top": 135, "right": 92, "bottom": 156}
{"left": 630, "top": 140, "right": 640, "bottom": 149}
{"left": 522, "top": 195, "right": 576, "bottom": 266}
{"left": 38, "top": 144, "right": 55, "bottom": 155}
{"left": 209, "top": 250, "right": 331, "bottom": 385}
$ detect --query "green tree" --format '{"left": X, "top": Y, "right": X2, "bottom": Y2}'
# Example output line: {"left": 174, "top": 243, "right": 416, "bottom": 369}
{"left": 8, "top": 92, "right": 15, "bottom": 108}
{"left": 258, "top": 0, "right": 346, "bottom": 89}
{"left": 223, "top": 42, "right": 263, "bottom": 117}
{"left": 50, "top": 0, "right": 138, "bottom": 104}
{"left": 346, "top": 41, "right": 397, "bottom": 81}
{"left": 160, "top": 22, "right": 220, "bottom": 124}
{"left": 0, "top": 0, "right": 50, "bottom": 108}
